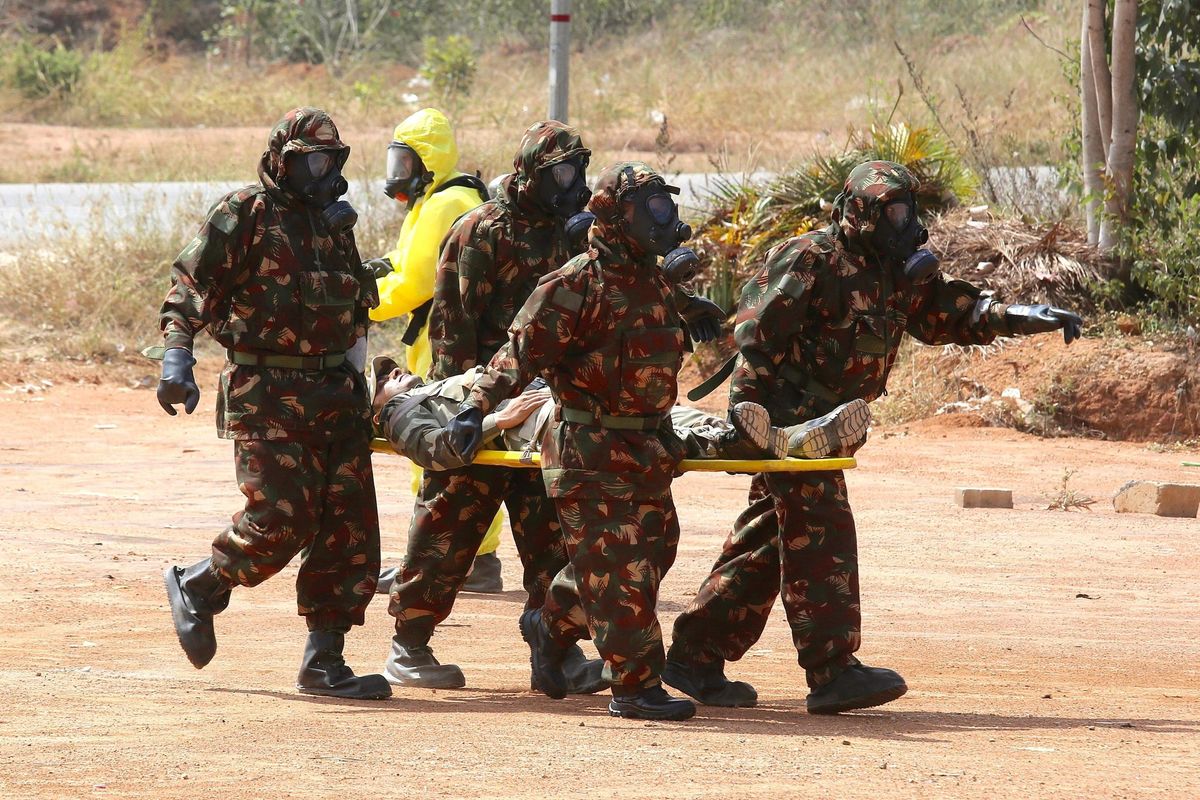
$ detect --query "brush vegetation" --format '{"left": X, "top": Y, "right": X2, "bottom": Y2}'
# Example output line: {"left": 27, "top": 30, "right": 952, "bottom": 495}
{"left": 0, "top": 1, "right": 1074, "bottom": 183}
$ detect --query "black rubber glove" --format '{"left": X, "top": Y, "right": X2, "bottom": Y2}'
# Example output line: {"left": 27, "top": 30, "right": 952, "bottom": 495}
{"left": 1004, "top": 304, "right": 1084, "bottom": 344}
{"left": 157, "top": 347, "right": 200, "bottom": 415}
{"left": 364, "top": 257, "right": 393, "bottom": 279}
{"left": 686, "top": 296, "right": 725, "bottom": 344}
{"left": 446, "top": 405, "right": 485, "bottom": 462}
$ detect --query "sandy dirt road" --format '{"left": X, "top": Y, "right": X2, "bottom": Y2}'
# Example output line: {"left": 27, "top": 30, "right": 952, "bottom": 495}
{"left": 0, "top": 380, "right": 1197, "bottom": 799}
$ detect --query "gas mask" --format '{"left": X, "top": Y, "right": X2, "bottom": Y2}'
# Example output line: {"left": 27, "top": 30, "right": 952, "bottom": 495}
{"left": 384, "top": 142, "right": 434, "bottom": 209}
{"left": 536, "top": 156, "right": 591, "bottom": 219}
{"left": 564, "top": 210, "right": 595, "bottom": 255}
{"left": 287, "top": 150, "right": 358, "bottom": 234}
{"left": 871, "top": 195, "right": 938, "bottom": 285}
{"left": 623, "top": 180, "right": 697, "bottom": 280}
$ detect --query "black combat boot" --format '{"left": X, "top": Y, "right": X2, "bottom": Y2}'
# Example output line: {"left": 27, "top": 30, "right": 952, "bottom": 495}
{"left": 462, "top": 551, "right": 503, "bottom": 593}
{"left": 559, "top": 644, "right": 609, "bottom": 695}
{"left": 805, "top": 659, "right": 907, "bottom": 714}
{"left": 163, "top": 558, "right": 232, "bottom": 669}
{"left": 608, "top": 685, "right": 696, "bottom": 721}
{"left": 384, "top": 637, "right": 466, "bottom": 689}
{"left": 374, "top": 566, "right": 399, "bottom": 595}
{"left": 296, "top": 630, "right": 392, "bottom": 699}
{"left": 662, "top": 657, "right": 758, "bottom": 707}
{"left": 518, "top": 609, "right": 568, "bottom": 699}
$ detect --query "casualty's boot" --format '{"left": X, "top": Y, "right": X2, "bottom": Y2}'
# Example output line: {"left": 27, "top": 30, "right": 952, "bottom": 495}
{"left": 518, "top": 609, "right": 568, "bottom": 699}
{"left": 730, "top": 401, "right": 788, "bottom": 459}
{"left": 462, "top": 551, "right": 503, "bottom": 593}
{"left": 296, "top": 630, "right": 392, "bottom": 700}
{"left": 163, "top": 557, "right": 231, "bottom": 669}
{"left": 375, "top": 566, "right": 398, "bottom": 595}
{"left": 560, "top": 644, "right": 609, "bottom": 695}
{"left": 662, "top": 657, "right": 758, "bottom": 707}
{"left": 608, "top": 684, "right": 696, "bottom": 721}
{"left": 786, "top": 398, "right": 872, "bottom": 459}
{"left": 805, "top": 658, "right": 907, "bottom": 714}
{"left": 383, "top": 637, "right": 467, "bottom": 689}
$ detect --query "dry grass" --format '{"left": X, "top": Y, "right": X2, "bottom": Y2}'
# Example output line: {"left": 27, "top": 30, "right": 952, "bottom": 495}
{"left": 1045, "top": 467, "right": 1098, "bottom": 511}
{"left": 0, "top": 7, "right": 1075, "bottom": 183}
{"left": 0, "top": 193, "right": 407, "bottom": 360}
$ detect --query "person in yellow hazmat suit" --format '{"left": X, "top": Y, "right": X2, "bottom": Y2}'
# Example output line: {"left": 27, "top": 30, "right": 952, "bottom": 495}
{"left": 363, "top": 108, "right": 504, "bottom": 594}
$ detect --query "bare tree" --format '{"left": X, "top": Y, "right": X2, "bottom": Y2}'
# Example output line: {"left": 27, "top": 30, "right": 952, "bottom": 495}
{"left": 1079, "top": 0, "right": 1139, "bottom": 254}
{"left": 291, "top": 0, "right": 395, "bottom": 75}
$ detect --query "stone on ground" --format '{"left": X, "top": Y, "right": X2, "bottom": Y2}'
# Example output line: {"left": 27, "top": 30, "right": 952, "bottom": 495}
{"left": 1112, "top": 481, "right": 1200, "bottom": 518}
{"left": 955, "top": 488, "right": 1014, "bottom": 509}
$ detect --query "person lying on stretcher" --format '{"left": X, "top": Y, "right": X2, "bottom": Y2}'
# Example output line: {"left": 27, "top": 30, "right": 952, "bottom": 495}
{"left": 369, "top": 355, "right": 871, "bottom": 471}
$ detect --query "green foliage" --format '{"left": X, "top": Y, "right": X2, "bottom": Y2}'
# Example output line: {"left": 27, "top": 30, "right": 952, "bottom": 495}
{"left": 420, "top": 35, "right": 477, "bottom": 104}
{"left": 690, "top": 122, "right": 976, "bottom": 305}
{"left": 1123, "top": 0, "right": 1200, "bottom": 324}
{"left": 8, "top": 40, "right": 83, "bottom": 99}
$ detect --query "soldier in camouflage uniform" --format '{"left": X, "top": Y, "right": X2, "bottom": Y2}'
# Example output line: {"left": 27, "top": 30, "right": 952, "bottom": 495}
{"left": 379, "top": 120, "right": 599, "bottom": 692}
{"left": 664, "top": 161, "right": 1083, "bottom": 714}
{"left": 156, "top": 107, "right": 390, "bottom": 700}
{"left": 453, "top": 161, "right": 723, "bottom": 721}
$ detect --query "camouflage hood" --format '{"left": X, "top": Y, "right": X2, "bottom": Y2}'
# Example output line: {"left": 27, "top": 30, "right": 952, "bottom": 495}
{"left": 500, "top": 119, "right": 590, "bottom": 218}
{"left": 830, "top": 160, "right": 921, "bottom": 252}
{"left": 257, "top": 106, "right": 350, "bottom": 203}
{"left": 585, "top": 160, "right": 668, "bottom": 263}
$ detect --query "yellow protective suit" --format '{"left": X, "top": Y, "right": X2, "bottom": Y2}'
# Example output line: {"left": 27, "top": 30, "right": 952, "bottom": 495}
{"left": 371, "top": 108, "right": 501, "bottom": 557}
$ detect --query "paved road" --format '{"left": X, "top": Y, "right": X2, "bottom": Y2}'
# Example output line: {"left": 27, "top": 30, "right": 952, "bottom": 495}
{"left": 0, "top": 168, "right": 1062, "bottom": 248}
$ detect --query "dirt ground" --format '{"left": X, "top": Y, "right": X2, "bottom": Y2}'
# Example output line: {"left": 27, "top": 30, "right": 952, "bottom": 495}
{"left": 1, "top": 377, "right": 1198, "bottom": 800}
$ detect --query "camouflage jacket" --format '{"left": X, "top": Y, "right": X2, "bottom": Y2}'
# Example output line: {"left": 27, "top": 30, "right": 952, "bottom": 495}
{"left": 730, "top": 161, "right": 1008, "bottom": 426}
{"left": 426, "top": 121, "right": 590, "bottom": 381}
{"left": 467, "top": 162, "right": 689, "bottom": 501}
{"left": 379, "top": 367, "right": 503, "bottom": 470}
{"left": 158, "top": 108, "right": 378, "bottom": 440}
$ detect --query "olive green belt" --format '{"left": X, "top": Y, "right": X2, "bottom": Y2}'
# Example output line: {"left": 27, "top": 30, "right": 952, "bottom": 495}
{"left": 227, "top": 350, "right": 346, "bottom": 370}
{"left": 559, "top": 406, "right": 664, "bottom": 431}
{"left": 777, "top": 364, "right": 839, "bottom": 403}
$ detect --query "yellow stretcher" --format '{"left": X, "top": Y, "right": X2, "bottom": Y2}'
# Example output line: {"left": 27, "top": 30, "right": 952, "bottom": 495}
{"left": 370, "top": 439, "right": 856, "bottom": 473}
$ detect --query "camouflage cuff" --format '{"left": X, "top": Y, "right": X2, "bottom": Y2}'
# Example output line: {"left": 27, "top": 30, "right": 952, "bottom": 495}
{"left": 986, "top": 302, "right": 1013, "bottom": 336}
{"left": 163, "top": 331, "right": 195, "bottom": 352}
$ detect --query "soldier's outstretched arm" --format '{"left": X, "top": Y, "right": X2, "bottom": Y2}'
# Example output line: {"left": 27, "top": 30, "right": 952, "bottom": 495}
{"left": 733, "top": 239, "right": 818, "bottom": 409}
{"left": 905, "top": 271, "right": 1083, "bottom": 346}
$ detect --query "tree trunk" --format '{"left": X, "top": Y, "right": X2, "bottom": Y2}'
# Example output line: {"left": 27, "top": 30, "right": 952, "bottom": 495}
{"left": 1100, "top": 0, "right": 1139, "bottom": 254}
{"left": 1079, "top": 4, "right": 1104, "bottom": 245}
{"left": 1086, "top": 0, "right": 1114, "bottom": 157}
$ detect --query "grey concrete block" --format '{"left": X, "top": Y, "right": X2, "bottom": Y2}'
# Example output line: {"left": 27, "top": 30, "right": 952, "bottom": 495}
{"left": 1113, "top": 481, "right": 1200, "bottom": 518}
{"left": 955, "top": 488, "right": 1014, "bottom": 509}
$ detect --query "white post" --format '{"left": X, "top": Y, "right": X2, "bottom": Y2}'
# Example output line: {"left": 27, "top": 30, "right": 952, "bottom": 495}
{"left": 548, "top": 0, "right": 571, "bottom": 122}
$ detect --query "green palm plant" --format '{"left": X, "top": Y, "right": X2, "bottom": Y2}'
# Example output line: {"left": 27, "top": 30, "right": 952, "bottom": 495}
{"left": 690, "top": 122, "right": 978, "bottom": 311}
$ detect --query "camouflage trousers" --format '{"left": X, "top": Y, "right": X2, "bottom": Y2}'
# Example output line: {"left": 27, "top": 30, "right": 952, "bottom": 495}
{"left": 669, "top": 470, "right": 860, "bottom": 688}
{"left": 388, "top": 464, "right": 565, "bottom": 646}
{"left": 541, "top": 494, "right": 680, "bottom": 694}
{"left": 210, "top": 431, "right": 380, "bottom": 632}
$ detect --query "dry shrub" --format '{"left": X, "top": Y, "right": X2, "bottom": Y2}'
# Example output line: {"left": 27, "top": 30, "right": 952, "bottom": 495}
{"left": 929, "top": 208, "right": 1111, "bottom": 312}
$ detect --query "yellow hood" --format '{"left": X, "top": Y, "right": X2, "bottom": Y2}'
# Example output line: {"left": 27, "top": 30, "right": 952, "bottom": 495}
{"left": 392, "top": 107, "right": 459, "bottom": 192}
